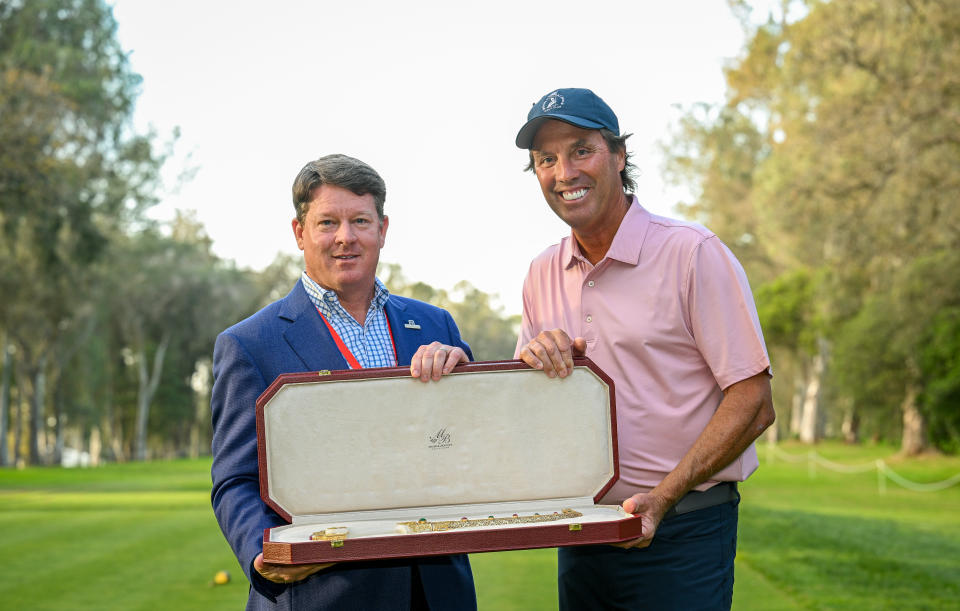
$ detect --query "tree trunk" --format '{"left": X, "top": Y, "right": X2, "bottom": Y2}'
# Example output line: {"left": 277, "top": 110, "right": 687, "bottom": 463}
{"left": 134, "top": 331, "right": 170, "bottom": 461}
{"left": 29, "top": 356, "right": 47, "bottom": 465}
{"left": 107, "top": 416, "right": 125, "bottom": 463}
{"left": 799, "top": 339, "right": 828, "bottom": 444}
{"left": 189, "top": 415, "right": 200, "bottom": 459}
{"left": 900, "top": 383, "right": 927, "bottom": 455}
{"left": 798, "top": 367, "right": 820, "bottom": 443}
{"left": 789, "top": 369, "right": 805, "bottom": 437}
{"left": 1, "top": 339, "right": 11, "bottom": 467}
{"left": 100, "top": 351, "right": 123, "bottom": 463}
{"left": 841, "top": 398, "right": 860, "bottom": 444}
{"left": 51, "top": 313, "right": 95, "bottom": 466}
{"left": 53, "top": 377, "right": 65, "bottom": 465}
{"left": 89, "top": 426, "right": 101, "bottom": 466}
{"left": 13, "top": 370, "right": 24, "bottom": 466}
{"left": 189, "top": 359, "right": 211, "bottom": 460}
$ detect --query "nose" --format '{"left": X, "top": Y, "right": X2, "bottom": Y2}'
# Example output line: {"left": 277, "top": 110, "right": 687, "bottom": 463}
{"left": 555, "top": 154, "right": 578, "bottom": 183}
{"left": 334, "top": 222, "right": 356, "bottom": 244}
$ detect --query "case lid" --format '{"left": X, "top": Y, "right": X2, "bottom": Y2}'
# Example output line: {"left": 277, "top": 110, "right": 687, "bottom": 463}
{"left": 256, "top": 358, "right": 617, "bottom": 522}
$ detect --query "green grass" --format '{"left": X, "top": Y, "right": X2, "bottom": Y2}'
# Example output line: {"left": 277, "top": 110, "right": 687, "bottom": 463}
{"left": 0, "top": 459, "right": 243, "bottom": 611}
{"left": 1, "top": 443, "right": 958, "bottom": 610}
{"left": 736, "top": 442, "right": 960, "bottom": 610}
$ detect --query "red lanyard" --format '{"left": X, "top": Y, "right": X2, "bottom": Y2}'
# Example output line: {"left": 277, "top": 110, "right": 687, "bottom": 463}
{"left": 315, "top": 307, "right": 397, "bottom": 369}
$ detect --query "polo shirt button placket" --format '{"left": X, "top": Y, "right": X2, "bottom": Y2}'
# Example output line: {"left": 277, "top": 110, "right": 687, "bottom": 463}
{"left": 582, "top": 277, "right": 596, "bottom": 340}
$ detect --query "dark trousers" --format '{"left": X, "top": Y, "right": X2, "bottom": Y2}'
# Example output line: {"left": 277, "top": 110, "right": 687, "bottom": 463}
{"left": 558, "top": 497, "right": 739, "bottom": 611}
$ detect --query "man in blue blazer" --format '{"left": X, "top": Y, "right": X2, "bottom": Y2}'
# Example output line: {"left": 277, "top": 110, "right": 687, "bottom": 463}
{"left": 211, "top": 154, "right": 477, "bottom": 610}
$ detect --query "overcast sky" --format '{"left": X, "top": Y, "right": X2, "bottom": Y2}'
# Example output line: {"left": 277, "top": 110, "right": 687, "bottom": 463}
{"left": 111, "top": 0, "right": 753, "bottom": 315}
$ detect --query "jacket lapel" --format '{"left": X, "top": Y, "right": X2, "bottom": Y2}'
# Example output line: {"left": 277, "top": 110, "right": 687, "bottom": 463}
{"left": 385, "top": 297, "right": 422, "bottom": 366}
{"left": 278, "top": 280, "right": 349, "bottom": 371}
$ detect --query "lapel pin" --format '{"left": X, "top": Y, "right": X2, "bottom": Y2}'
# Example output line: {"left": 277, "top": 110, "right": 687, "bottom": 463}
{"left": 404, "top": 319, "right": 421, "bottom": 330}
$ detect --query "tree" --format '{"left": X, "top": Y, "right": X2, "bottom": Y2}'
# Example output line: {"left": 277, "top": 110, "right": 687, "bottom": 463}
{"left": 102, "top": 213, "right": 256, "bottom": 460}
{"left": 746, "top": 0, "right": 960, "bottom": 452}
{"left": 662, "top": 103, "right": 777, "bottom": 283}
{"left": 444, "top": 282, "right": 520, "bottom": 361}
{"left": 919, "top": 307, "right": 960, "bottom": 454}
{"left": 833, "top": 251, "right": 960, "bottom": 452}
{"left": 0, "top": 0, "right": 166, "bottom": 463}
{"left": 379, "top": 264, "right": 519, "bottom": 361}
{"left": 664, "top": 0, "right": 960, "bottom": 452}
{"left": 0, "top": 337, "right": 11, "bottom": 465}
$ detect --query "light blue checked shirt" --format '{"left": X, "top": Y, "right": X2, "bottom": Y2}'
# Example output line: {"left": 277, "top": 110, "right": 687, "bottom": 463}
{"left": 301, "top": 271, "right": 397, "bottom": 368}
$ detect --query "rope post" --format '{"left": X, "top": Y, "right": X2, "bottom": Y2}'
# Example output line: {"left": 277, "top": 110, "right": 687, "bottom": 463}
{"left": 876, "top": 459, "right": 886, "bottom": 495}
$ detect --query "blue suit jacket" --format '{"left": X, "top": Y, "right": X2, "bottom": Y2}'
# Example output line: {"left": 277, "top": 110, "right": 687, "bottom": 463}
{"left": 211, "top": 280, "right": 476, "bottom": 610}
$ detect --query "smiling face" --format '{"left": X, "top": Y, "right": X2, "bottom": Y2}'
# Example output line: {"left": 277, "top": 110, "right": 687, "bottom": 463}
{"left": 292, "top": 184, "right": 388, "bottom": 300}
{"left": 531, "top": 120, "right": 628, "bottom": 243}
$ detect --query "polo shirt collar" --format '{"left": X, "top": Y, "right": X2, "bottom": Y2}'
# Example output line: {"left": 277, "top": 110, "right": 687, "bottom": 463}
{"left": 561, "top": 196, "right": 650, "bottom": 268}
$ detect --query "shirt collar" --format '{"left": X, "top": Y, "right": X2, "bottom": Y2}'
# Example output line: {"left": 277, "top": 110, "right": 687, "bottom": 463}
{"left": 301, "top": 271, "right": 391, "bottom": 315}
{"left": 560, "top": 195, "right": 650, "bottom": 268}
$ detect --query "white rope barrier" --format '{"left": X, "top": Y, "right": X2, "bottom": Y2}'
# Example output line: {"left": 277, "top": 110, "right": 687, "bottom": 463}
{"left": 877, "top": 461, "right": 960, "bottom": 492}
{"left": 764, "top": 445, "right": 960, "bottom": 493}
{"left": 766, "top": 445, "right": 807, "bottom": 463}
{"left": 810, "top": 452, "right": 876, "bottom": 474}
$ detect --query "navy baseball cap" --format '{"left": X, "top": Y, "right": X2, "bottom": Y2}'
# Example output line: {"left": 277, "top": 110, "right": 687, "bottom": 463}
{"left": 515, "top": 88, "right": 619, "bottom": 149}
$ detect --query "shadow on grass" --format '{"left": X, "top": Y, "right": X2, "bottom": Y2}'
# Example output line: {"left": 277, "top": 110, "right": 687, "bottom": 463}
{"left": 739, "top": 505, "right": 960, "bottom": 610}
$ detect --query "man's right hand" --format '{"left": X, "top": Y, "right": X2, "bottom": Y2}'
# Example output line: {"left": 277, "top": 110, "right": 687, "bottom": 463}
{"left": 613, "top": 491, "right": 673, "bottom": 549}
{"left": 518, "top": 329, "right": 586, "bottom": 378}
{"left": 253, "top": 552, "right": 334, "bottom": 584}
{"left": 409, "top": 341, "right": 470, "bottom": 382}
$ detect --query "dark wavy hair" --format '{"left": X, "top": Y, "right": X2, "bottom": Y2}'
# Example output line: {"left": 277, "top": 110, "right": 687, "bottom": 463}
{"left": 292, "top": 154, "right": 387, "bottom": 224}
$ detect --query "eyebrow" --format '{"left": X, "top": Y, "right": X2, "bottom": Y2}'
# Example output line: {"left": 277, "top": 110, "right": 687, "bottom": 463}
{"left": 533, "top": 138, "right": 597, "bottom": 154}
{"left": 573, "top": 139, "right": 604, "bottom": 151}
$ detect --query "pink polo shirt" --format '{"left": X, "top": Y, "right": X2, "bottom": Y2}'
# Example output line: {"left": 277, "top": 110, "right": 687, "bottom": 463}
{"left": 515, "top": 198, "right": 770, "bottom": 503}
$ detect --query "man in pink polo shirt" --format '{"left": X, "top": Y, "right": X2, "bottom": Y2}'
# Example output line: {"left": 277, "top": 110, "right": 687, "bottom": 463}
{"left": 514, "top": 88, "right": 775, "bottom": 609}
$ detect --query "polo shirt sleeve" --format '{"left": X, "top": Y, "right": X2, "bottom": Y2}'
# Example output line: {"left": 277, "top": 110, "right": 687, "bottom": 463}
{"left": 685, "top": 235, "right": 771, "bottom": 390}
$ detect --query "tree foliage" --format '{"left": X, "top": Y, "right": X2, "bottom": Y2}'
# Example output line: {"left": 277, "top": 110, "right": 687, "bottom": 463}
{"left": 379, "top": 264, "right": 519, "bottom": 361}
{"left": 0, "top": 0, "right": 166, "bottom": 463}
{"left": 0, "top": 1, "right": 523, "bottom": 466}
{"left": 664, "top": 0, "right": 960, "bottom": 451}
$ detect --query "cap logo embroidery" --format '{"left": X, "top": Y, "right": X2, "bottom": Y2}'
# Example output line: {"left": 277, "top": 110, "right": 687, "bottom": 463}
{"left": 542, "top": 91, "right": 564, "bottom": 112}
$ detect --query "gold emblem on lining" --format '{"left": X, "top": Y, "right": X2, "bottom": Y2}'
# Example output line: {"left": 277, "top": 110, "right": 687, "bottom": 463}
{"left": 396, "top": 509, "right": 583, "bottom": 534}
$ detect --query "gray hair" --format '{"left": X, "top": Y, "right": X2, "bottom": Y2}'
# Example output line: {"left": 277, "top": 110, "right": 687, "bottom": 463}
{"left": 292, "top": 154, "right": 387, "bottom": 224}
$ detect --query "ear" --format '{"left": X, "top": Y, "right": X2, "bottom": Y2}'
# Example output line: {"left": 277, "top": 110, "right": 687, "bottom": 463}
{"left": 616, "top": 147, "right": 626, "bottom": 173}
{"left": 292, "top": 217, "right": 305, "bottom": 251}
{"left": 378, "top": 215, "right": 389, "bottom": 248}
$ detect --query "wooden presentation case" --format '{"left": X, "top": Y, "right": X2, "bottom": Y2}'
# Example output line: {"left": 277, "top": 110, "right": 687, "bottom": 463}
{"left": 256, "top": 358, "right": 643, "bottom": 564}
